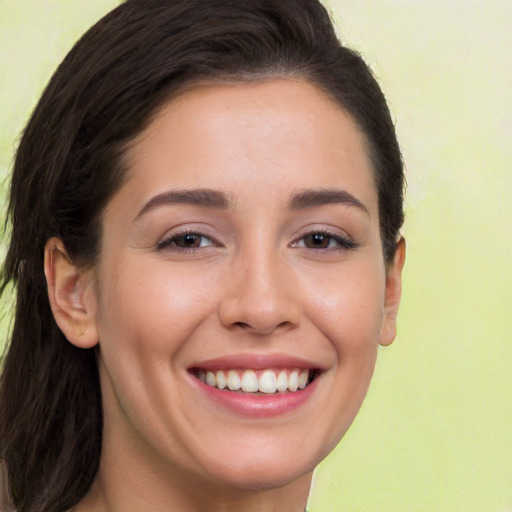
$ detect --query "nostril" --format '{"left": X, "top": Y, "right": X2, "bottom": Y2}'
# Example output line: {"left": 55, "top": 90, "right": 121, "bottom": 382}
{"left": 230, "top": 319, "right": 295, "bottom": 334}
{"left": 233, "top": 321, "right": 250, "bottom": 329}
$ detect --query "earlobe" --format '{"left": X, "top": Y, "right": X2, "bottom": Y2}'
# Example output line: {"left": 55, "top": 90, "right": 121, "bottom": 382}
{"left": 44, "top": 238, "right": 99, "bottom": 349}
{"left": 379, "top": 237, "right": 406, "bottom": 347}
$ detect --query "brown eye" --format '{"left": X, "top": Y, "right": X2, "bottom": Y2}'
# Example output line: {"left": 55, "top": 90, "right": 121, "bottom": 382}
{"left": 303, "top": 233, "right": 332, "bottom": 249}
{"left": 173, "top": 234, "right": 204, "bottom": 248}
{"left": 291, "top": 231, "right": 357, "bottom": 251}
{"left": 157, "top": 232, "right": 217, "bottom": 251}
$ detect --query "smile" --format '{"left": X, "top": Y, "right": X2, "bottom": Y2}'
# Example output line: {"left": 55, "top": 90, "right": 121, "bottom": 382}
{"left": 187, "top": 356, "right": 323, "bottom": 417}
{"left": 192, "top": 368, "right": 317, "bottom": 394}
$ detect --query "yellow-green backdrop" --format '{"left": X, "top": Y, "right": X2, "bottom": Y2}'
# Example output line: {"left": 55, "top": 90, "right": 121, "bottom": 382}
{"left": 1, "top": 1, "right": 511, "bottom": 511}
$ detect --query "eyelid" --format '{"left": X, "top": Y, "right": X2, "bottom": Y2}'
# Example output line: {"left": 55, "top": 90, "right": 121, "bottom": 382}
{"left": 154, "top": 224, "right": 357, "bottom": 253}
{"left": 290, "top": 228, "right": 358, "bottom": 250}
{"left": 156, "top": 227, "right": 222, "bottom": 251}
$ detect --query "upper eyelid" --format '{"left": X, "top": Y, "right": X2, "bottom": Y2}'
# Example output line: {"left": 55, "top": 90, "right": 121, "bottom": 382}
{"left": 158, "top": 224, "right": 219, "bottom": 239}
{"left": 290, "top": 228, "right": 358, "bottom": 250}
{"left": 157, "top": 229, "right": 221, "bottom": 249}
{"left": 295, "top": 234, "right": 353, "bottom": 245}
{"left": 155, "top": 225, "right": 355, "bottom": 247}
{"left": 292, "top": 226, "right": 353, "bottom": 241}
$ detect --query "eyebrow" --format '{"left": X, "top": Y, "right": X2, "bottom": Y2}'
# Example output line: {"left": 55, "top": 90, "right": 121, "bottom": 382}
{"left": 134, "top": 186, "right": 369, "bottom": 221}
{"left": 288, "top": 189, "right": 369, "bottom": 214}
{"left": 134, "top": 188, "right": 232, "bottom": 220}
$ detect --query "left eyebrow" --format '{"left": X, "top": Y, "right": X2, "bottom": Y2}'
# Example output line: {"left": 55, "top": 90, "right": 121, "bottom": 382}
{"left": 288, "top": 188, "right": 370, "bottom": 215}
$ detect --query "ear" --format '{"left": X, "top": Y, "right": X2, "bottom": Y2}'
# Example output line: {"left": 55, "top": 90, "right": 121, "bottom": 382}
{"left": 379, "top": 237, "right": 406, "bottom": 346}
{"left": 44, "top": 237, "right": 99, "bottom": 348}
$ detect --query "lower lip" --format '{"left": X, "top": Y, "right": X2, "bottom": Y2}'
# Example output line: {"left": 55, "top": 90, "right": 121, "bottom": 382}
{"left": 190, "top": 374, "right": 319, "bottom": 418}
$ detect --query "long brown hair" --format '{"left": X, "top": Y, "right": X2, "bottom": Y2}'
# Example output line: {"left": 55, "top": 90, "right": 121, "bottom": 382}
{"left": 0, "top": 1, "right": 404, "bottom": 510}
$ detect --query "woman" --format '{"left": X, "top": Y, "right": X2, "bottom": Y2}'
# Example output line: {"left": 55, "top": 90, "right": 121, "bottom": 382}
{"left": 0, "top": 0, "right": 405, "bottom": 511}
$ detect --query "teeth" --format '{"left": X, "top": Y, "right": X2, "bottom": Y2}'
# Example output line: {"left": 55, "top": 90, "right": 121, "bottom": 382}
{"left": 298, "top": 370, "right": 309, "bottom": 389}
{"left": 259, "top": 370, "right": 277, "bottom": 393}
{"left": 197, "top": 368, "right": 313, "bottom": 394}
{"left": 241, "top": 370, "right": 259, "bottom": 392}
{"left": 216, "top": 370, "right": 227, "bottom": 390}
{"left": 206, "top": 371, "right": 216, "bottom": 387}
{"left": 227, "top": 370, "right": 241, "bottom": 391}
{"left": 276, "top": 370, "right": 288, "bottom": 392}
{"left": 288, "top": 370, "right": 299, "bottom": 392}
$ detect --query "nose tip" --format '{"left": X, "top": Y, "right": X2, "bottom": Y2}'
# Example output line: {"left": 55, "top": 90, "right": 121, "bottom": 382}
{"left": 220, "top": 298, "right": 300, "bottom": 335}
{"left": 218, "top": 259, "right": 301, "bottom": 335}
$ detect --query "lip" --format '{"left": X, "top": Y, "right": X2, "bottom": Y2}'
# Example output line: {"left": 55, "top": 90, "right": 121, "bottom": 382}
{"left": 188, "top": 352, "right": 326, "bottom": 371}
{"left": 187, "top": 353, "right": 323, "bottom": 418}
{"left": 189, "top": 372, "right": 320, "bottom": 418}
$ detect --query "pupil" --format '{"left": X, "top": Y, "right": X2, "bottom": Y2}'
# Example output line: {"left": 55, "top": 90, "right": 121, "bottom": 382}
{"left": 180, "top": 234, "right": 200, "bottom": 247}
{"left": 308, "top": 233, "right": 328, "bottom": 248}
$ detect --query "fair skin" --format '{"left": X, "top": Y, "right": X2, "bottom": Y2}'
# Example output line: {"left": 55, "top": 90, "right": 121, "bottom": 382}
{"left": 45, "top": 79, "right": 405, "bottom": 512}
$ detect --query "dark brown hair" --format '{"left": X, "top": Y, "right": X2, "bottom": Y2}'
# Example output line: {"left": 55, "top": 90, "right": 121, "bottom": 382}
{"left": 0, "top": 0, "right": 404, "bottom": 510}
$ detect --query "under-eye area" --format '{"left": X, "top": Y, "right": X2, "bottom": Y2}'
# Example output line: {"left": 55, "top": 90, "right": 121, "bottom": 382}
{"left": 189, "top": 368, "right": 322, "bottom": 394}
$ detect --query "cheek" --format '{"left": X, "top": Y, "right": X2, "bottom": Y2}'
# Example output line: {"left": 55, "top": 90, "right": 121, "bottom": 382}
{"left": 302, "top": 257, "right": 386, "bottom": 353}
{"left": 95, "top": 256, "right": 220, "bottom": 359}
{"left": 93, "top": 257, "right": 223, "bottom": 441}
{"left": 294, "top": 264, "right": 385, "bottom": 454}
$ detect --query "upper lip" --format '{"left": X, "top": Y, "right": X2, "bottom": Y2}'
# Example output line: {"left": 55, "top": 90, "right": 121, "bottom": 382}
{"left": 188, "top": 353, "right": 326, "bottom": 372}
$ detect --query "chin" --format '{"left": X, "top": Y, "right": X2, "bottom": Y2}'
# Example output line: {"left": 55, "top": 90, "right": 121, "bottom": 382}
{"left": 197, "top": 441, "right": 322, "bottom": 492}
{"left": 211, "top": 464, "right": 313, "bottom": 492}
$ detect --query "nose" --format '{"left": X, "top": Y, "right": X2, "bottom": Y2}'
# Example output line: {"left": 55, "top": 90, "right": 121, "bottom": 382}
{"left": 218, "top": 248, "right": 301, "bottom": 335}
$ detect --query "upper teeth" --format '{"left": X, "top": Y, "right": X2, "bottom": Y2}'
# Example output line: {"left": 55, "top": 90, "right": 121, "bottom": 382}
{"left": 197, "top": 369, "right": 310, "bottom": 394}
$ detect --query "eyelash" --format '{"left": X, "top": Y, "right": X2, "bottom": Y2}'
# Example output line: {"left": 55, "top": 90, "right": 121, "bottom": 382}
{"left": 156, "top": 229, "right": 357, "bottom": 253}
{"left": 156, "top": 230, "right": 220, "bottom": 252}
{"left": 290, "top": 230, "right": 358, "bottom": 251}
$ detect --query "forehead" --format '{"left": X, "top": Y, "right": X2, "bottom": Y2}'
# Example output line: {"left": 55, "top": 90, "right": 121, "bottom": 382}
{"left": 120, "top": 79, "right": 378, "bottom": 216}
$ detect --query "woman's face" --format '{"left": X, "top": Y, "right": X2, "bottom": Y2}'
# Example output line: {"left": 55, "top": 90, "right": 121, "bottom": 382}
{"left": 87, "top": 79, "right": 402, "bottom": 491}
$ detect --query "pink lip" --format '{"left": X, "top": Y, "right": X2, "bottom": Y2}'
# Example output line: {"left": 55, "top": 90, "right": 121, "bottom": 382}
{"left": 187, "top": 353, "right": 323, "bottom": 419}
{"left": 189, "top": 373, "right": 320, "bottom": 418}
{"left": 188, "top": 352, "right": 324, "bottom": 371}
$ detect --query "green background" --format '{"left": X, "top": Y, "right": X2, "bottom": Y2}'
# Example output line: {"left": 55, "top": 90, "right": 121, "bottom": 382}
{"left": 1, "top": 1, "right": 511, "bottom": 511}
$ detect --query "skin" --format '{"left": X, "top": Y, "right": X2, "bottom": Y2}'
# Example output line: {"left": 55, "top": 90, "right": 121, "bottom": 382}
{"left": 45, "top": 79, "right": 405, "bottom": 512}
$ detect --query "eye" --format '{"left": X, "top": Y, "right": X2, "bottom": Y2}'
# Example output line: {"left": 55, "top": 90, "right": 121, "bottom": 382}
{"left": 291, "top": 231, "right": 357, "bottom": 250}
{"left": 157, "top": 232, "right": 217, "bottom": 251}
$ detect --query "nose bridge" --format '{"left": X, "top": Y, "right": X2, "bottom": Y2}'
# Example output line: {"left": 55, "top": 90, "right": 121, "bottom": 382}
{"left": 219, "top": 240, "right": 300, "bottom": 334}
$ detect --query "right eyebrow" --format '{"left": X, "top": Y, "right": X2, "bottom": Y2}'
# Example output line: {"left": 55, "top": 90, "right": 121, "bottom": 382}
{"left": 133, "top": 188, "right": 233, "bottom": 222}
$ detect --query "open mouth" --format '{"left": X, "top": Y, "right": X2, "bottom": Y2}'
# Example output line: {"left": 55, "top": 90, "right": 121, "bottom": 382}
{"left": 189, "top": 368, "right": 320, "bottom": 394}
